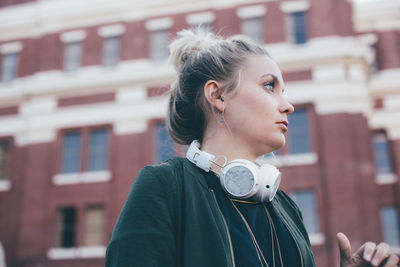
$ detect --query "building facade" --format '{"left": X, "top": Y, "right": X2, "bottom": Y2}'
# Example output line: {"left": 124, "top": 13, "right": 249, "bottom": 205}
{"left": 0, "top": 0, "right": 399, "bottom": 266}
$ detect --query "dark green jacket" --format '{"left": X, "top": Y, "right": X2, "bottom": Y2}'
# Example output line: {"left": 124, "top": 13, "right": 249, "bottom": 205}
{"left": 106, "top": 157, "right": 316, "bottom": 267}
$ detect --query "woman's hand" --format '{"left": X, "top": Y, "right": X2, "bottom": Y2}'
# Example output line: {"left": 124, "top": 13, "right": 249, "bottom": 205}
{"left": 337, "top": 232, "right": 399, "bottom": 267}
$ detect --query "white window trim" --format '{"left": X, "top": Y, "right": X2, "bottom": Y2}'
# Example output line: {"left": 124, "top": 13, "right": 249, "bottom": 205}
{"left": 98, "top": 24, "right": 126, "bottom": 38}
{"left": 236, "top": 5, "right": 267, "bottom": 19}
{"left": 257, "top": 152, "right": 318, "bottom": 167}
{"left": 60, "top": 30, "right": 87, "bottom": 43}
{"left": 280, "top": 0, "right": 310, "bottom": 13}
{"left": 0, "top": 42, "right": 23, "bottom": 55}
{"left": 47, "top": 246, "right": 106, "bottom": 260}
{"left": 309, "top": 233, "right": 325, "bottom": 246}
{"left": 390, "top": 246, "right": 400, "bottom": 254}
{"left": 145, "top": 17, "right": 173, "bottom": 31}
{"left": 375, "top": 173, "right": 398, "bottom": 185}
{"left": 0, "top": 180, "right": 11, "bottom": 192}
{"left": 186, "top": 12, "right": 216, "bottom": 26}
{"left": 53, "top": 170, "right": 111, "bottom": 185}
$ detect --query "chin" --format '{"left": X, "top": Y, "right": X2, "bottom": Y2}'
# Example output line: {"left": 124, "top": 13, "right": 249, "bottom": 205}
{"left": 256, "top": 137, "right": 285, "bottom": 155}
{"left": 269, "top": 136, "right": 286, "bottom": 151}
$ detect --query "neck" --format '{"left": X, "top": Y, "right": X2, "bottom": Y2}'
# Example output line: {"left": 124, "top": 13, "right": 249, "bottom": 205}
{"left": 201, "top": 130, "right": 258, "bottom": 164}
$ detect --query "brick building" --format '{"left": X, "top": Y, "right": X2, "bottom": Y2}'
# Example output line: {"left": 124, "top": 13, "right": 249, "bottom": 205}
{"left": 0, "top": 0, "right": 399, "bottom": 266}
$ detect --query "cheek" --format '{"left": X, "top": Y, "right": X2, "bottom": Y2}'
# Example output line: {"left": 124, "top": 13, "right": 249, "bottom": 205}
{"left": 252, "top": 95, "right": 277, "bottom": 121}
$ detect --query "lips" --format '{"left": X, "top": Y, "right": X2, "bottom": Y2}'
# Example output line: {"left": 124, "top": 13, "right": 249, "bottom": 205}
{"left": 277, "top": 121, "right": 288, "bottom": 127}
{"left": 276, "top": 121, "right": 289, "bottom": 131}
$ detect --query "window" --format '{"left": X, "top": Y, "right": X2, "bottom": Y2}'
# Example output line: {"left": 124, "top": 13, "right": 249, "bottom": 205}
{"left": 0, "top": 140, "right": 10, "bottom": 181}
{"left": 155, "top": 123, "right": 174, "bottom": 163}
{"left": 60, "top": 128, "right": 109, "bottom": 174}
{"left": 288, "top": 109, "right": 311, "bottom": 154}
{"left": 102, "top": 36, "right": 121, "bottom": 67}
{"left": 380, "top": 206, "right": 400, "bottom": 246}
{"left": 1, "top": 53, "right": 18, "bottom": 82}
{"left": 61, "top": 131, "right": 81, "bottom": 173}
{"left": 55, "top": 207, "right": 77, "bottom": 248}
{"left": 149, "top": 29, "right": 169, "bottom": 61}
{"left": 372, "top": 132, "right": 394, "bottom": 174}
{"left": 89, "top": 129, "right": 108, "bottom": 171}
{"left": 192, "top": 23, "right": 213, "bottom": 33}
{"left": 63, "top": 41, "right": 82, "bottom": 72}
{"left": 292, "top": 190, "right": 320, "bottom": 234}
{"left": 287, "top": 11, "right": 308, "bottom": 44}
{"left": 84, "top": 205, "right": 105, "bottom": 246}
{"left": 186, "top": 11, "right": 215, "bottom": 33}
{"left": 242, "top": 17, "right": 264, "bottom": 43}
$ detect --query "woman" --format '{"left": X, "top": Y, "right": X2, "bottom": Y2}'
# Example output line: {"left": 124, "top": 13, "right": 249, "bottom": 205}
{"left": 106, "top": 29, "right": 399, "bottom": 267}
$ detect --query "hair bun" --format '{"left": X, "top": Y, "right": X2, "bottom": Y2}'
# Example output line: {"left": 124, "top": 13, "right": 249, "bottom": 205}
{"left": 169, "top": 29, "right": 220, "bottom": 72}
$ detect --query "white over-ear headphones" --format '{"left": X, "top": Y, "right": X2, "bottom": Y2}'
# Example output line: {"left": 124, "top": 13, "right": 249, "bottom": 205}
{"left": 186, "top": 140, "right": 281, "bottom": 202}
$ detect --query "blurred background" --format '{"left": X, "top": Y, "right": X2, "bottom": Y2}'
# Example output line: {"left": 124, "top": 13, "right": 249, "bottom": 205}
{"left": 0, "top": 0, "right": 399, "bottom": 266}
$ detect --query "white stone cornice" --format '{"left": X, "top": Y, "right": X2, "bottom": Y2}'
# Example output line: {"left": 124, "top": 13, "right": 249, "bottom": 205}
{"left": 280, "top": 0, "right": 310, "bottom": 13}
{"left": 186, "top": 11, "right": 216, "bottom": 25}
{"left": 145, "top": 17, "right": 174, "bottom": 31}
{"left": 370, "top": 69, "right": 400, "bottom": 94}
{"left": 236, "top": 5, "right": 267, "bottom": 19}
{"left": 353, "top": 0, "right": 400, "bottom": 32}
{"left": 267, "top": 36, "right": 374, "bottom": 72}
{"left": 0, "top": 0, "right": 277, "bottom": 42}
{"left": 98, "top": 24, "right": 126, "bottom": 37}
{"left": 0, "top": 42, "right": 23, "bottom": 54}
{"left": 0, "top": 59, "right": 174, "bottom": 103}
{"left": 60, "top": 30, "right": 87, "bottom": 43}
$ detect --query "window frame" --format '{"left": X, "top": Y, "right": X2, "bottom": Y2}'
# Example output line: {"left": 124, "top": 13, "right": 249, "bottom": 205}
{"left": 380, "top": 205, "right": 400, "bottom": 247}
{"left": 285, "top": 10, "right": 308, "bottom": 45}
{"left": 53, "top": 126, "right": 112, "bottom": 186}
{"left": 58, "top": 126, "right": 111, "bottom": 174}
{"left": 241, "top": 16, "right": 265, "bottom": 44}
{"left": 0, "top": 137, "right": 13, "bottom": 191}
{"left": 1, "top": 52, "right": 19, "bottom": 82}
{"left": 149, "top": 119, "right": 186, "bottom": 164}
{"left": 291, "top": 189, "right": 325, "bottom": 245}
{"left": 102, "top": 35, "right": 121, "bottom": 67}
{"left": 83, "top": 204, "right": 105, "bottom": 247}
{"left": 149, "top": 29, "right": 170, "bottom": 62}
{"left": 54, "top": 206, "right": 78, "bottom": 248}
{"left": 49, "top": 204, "right": 107, "bottom": 259}
{"left": 372, "top": 131, "right": 395, "bottom": 174}
{"left": 63, "top": 41, "right": 83, "bottom": 72}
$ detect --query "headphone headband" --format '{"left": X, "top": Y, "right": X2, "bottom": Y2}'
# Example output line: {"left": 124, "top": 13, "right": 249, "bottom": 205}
{"left": 186, "top": 140, "right": 215, "bottom": 172}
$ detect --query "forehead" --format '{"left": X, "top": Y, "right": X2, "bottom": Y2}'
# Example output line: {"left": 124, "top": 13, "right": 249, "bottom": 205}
{"left": 242, "top": 55, "right": 284, "bottom": 83}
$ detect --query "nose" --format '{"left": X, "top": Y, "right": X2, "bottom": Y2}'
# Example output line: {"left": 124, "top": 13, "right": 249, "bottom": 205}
{"left": 279, "top": 97, "right": 294, "bottom": 115}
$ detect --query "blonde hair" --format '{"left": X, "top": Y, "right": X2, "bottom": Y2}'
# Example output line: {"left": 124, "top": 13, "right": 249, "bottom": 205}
{"left": 167, "top": 29, "right": 270, "bottom": 145}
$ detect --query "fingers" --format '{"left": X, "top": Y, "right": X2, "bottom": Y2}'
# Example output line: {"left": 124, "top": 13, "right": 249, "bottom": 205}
{"left": 337, "top": 232, "right": 352, "bottom": 265}
{"left": 383, "top": 254, "right": 400, "bottom": 267}
{"left": 369, "top": 242, "right": 390, "bottom": 266}
{"left": 361, "top": 241, "right": 377, "bottom": 262}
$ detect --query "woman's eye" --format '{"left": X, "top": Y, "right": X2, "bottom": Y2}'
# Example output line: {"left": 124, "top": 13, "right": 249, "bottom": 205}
{"left": 263, "top": 81, "right": 275, "bottom": 91}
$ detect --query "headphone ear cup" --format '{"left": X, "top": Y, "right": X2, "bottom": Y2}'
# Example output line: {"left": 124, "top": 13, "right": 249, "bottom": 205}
{"left": 258, "top": 164, "right": 281, "bottom": 202}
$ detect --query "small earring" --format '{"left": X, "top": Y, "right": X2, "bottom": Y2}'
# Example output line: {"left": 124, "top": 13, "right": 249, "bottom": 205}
{"left": 220, "top": 109, "right": 225, "bottom": 123}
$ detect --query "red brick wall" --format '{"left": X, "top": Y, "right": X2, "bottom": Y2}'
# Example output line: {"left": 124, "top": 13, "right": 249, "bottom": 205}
{"left": 308, "top": 0, "right": 353, "bottom": 38}
{"left": 265, "top": 1, "right": 287, "bottom": 43}
{"left": 37, "top": 33, "right": 62, "bottom": 71}
{"left": 0, "top": 139, "right": 23, "bottom": 267}
{"left": 316, "top": 113, "right": 380, "bottom": 266}
{"left": 82, "top": 26, "right": 102, "bottom": 67}
{"left": 214, "top": 8, "right": 240, "bottom": 37}
{"left": 122, "top": 20, "right": 148, "bottom": 60}
{"left": 376, "top": 30, "right": 400, "bottom": 70}
{"left": 0, "top": 127, "right": 158, "bottom": 266}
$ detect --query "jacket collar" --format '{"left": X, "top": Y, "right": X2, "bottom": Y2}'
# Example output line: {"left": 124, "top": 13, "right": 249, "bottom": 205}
{"left": 182, "top": 157, "right": 211, "bottom": 189}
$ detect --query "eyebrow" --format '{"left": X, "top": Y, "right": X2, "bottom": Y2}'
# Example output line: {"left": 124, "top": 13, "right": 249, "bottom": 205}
{"left": 260, "top": 73, "right": 286, "bottom": 93}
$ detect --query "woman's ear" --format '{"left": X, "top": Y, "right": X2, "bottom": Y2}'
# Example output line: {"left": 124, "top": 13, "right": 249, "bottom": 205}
{"left": 204, "top": 80, "right": 225, "bottom": 112}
